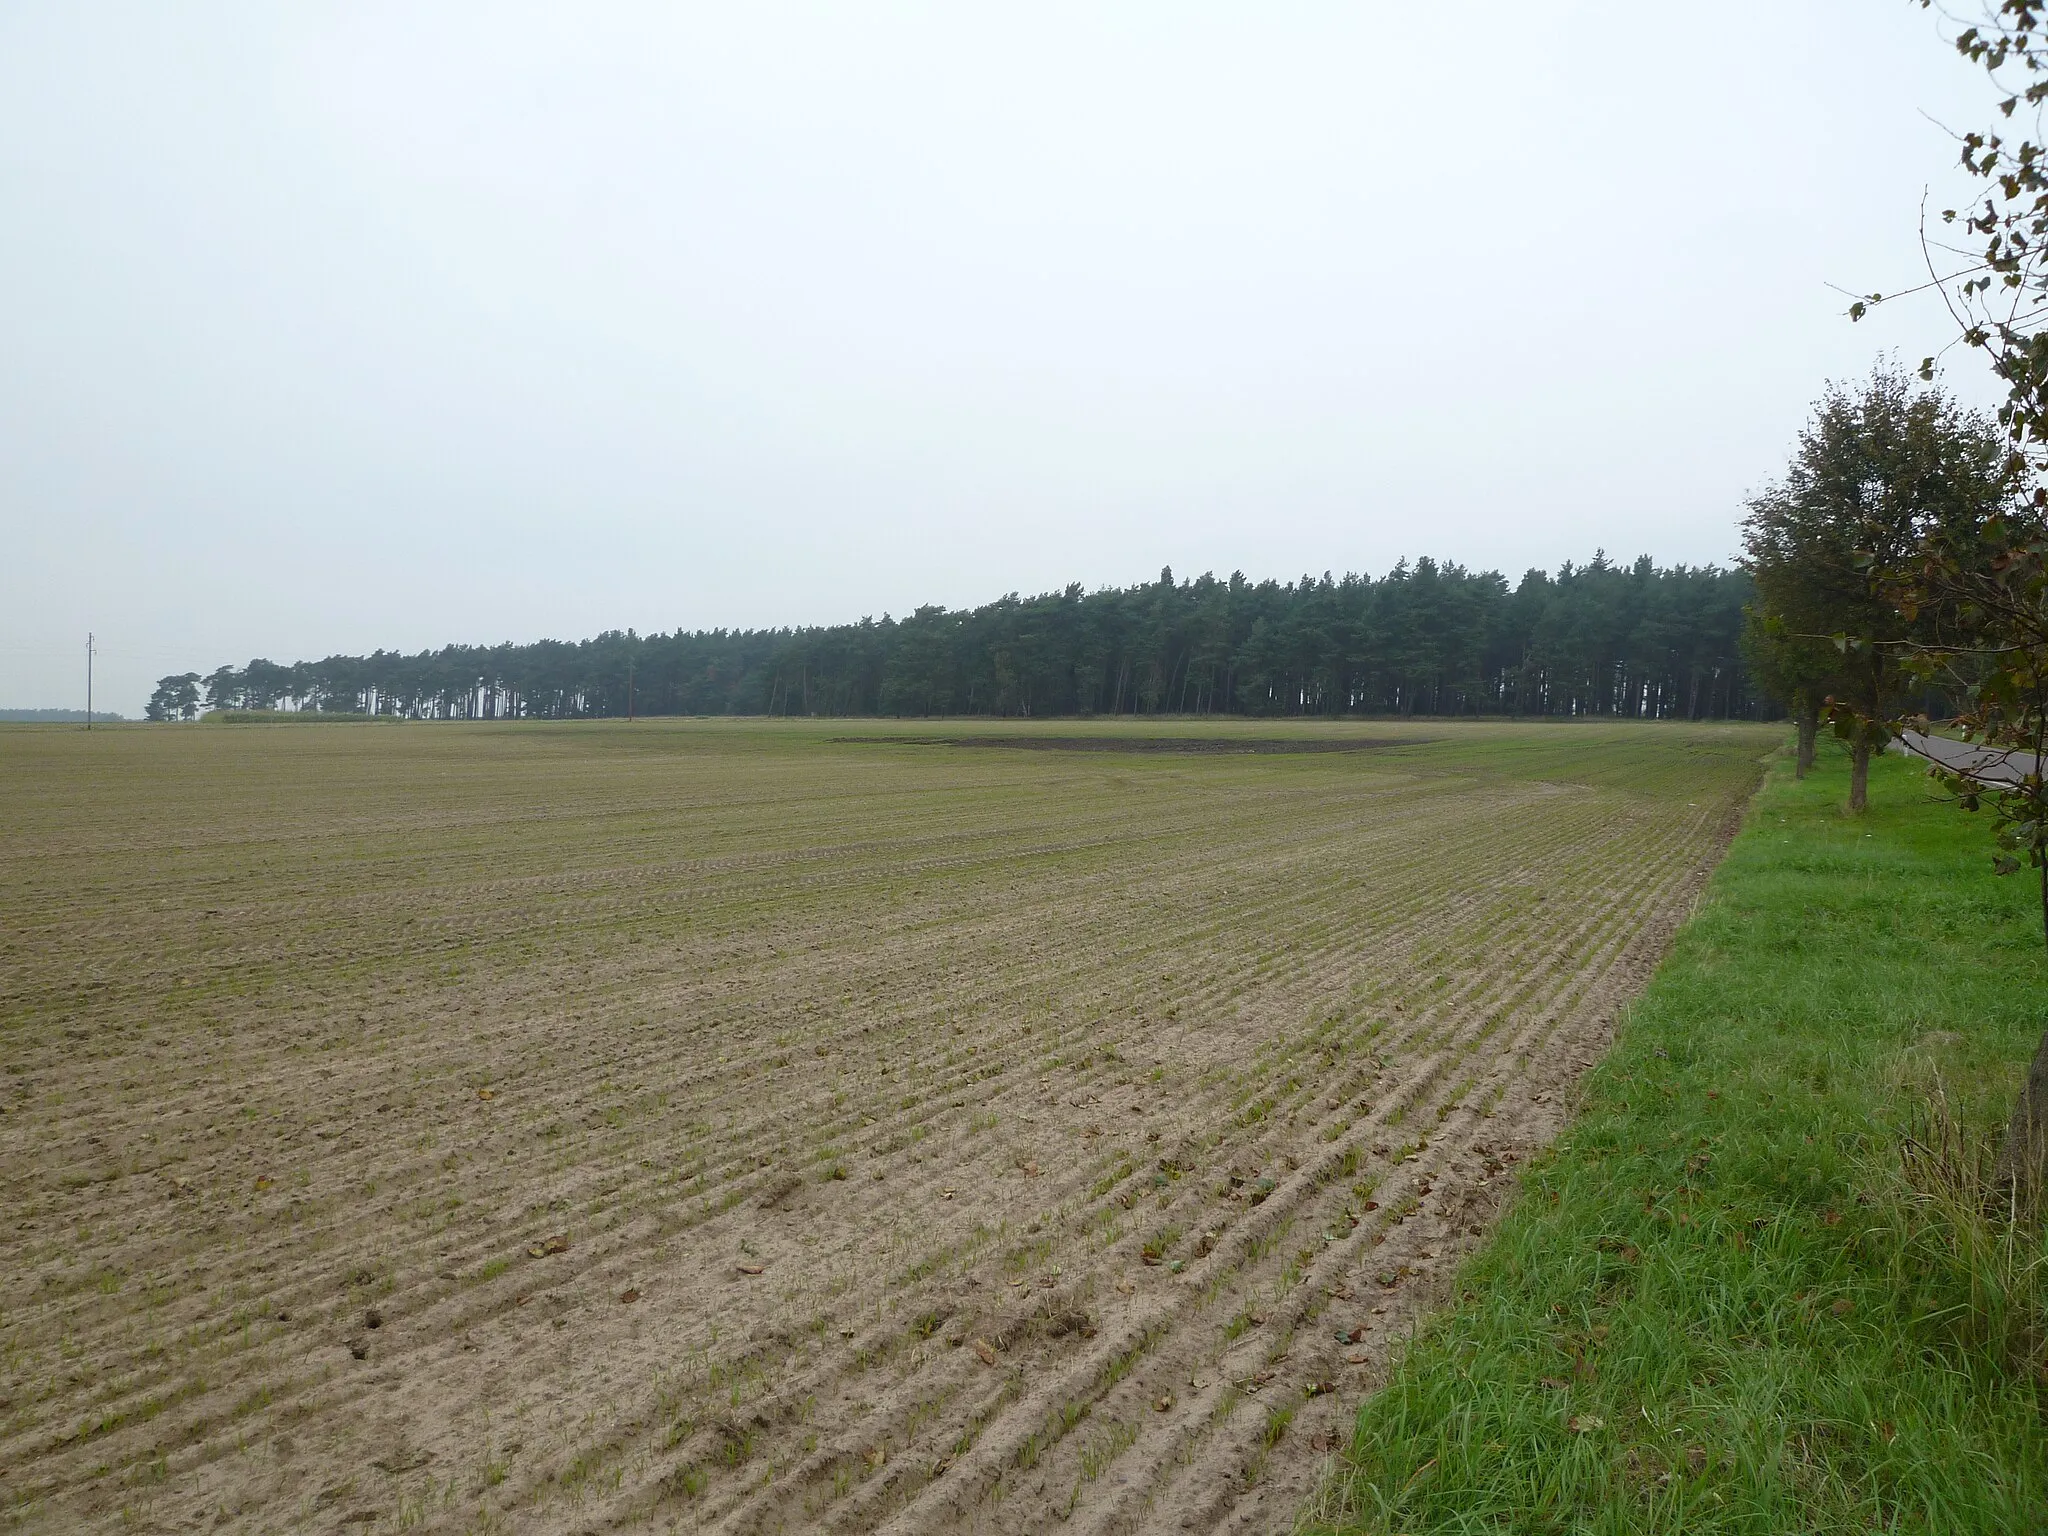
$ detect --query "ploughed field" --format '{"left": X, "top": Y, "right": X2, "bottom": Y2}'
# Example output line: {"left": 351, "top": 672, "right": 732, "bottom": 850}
{"left": 0, "top": 718, "right": 1773, "bottom": 1534}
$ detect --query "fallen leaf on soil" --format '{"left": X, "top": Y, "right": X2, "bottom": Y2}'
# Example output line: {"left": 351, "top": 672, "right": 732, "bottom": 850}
{"left": 972, "top": 1338, "right": 999, "bottom": 1366}
{"left": 477, "top": 1089, "right": 495, "bottom": 1101}
{"left": 526, "top": 1234, "right": 569, "bottom": 1258}
{"left": 736, "top": 1263, "right": 764, "bottom": 1276}
{"left": 619, "top": 1289, "right": 640, "bottom": 1304}
{"left": 1115, "top": 1280, "right": 1135, "bottom": 1295}
{"left": 1345, "top": 1352, "right": 1370, "bottom": 1365}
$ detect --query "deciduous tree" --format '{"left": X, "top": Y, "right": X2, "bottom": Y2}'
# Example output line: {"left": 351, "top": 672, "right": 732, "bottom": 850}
{"left": 1741, "top": 366, "right": 2003, "bottom": 810}
{"left": 1848, "top": 3, "right": 2048, "bottom": 1208}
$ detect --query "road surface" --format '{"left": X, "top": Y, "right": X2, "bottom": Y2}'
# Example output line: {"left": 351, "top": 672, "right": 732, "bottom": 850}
{"left": 1896, "top": 728, "right": 2044, "bottom": 787}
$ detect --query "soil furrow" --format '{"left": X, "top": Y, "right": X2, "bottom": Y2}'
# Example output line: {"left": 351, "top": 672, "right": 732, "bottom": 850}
{"left": 0, "top": 720, "right": 1767, "bottom": 1534}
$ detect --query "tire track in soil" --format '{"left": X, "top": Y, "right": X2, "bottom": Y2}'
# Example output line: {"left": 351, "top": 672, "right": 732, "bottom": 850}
{"left": 0, "top": 722, "right": 1769, "bottom": 1533}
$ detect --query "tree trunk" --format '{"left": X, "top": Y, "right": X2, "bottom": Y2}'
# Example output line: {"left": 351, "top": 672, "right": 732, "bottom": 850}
{"left": 1994, "top": 1027, "right": 2048, "bottom": 1220}
{"left": 1994, "top": 863, "right": 2048, "bottom": 1219}
{"left": 1848, "top": 735, "right": 1871, "bottom": 813}
{"left": 1795, "top": 701, "right": 1818, "bottom": 779}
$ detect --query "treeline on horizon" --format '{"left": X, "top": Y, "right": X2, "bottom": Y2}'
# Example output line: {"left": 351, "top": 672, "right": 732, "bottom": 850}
{"left": 151, "top": 554, "right": 1774, "bottom": 722}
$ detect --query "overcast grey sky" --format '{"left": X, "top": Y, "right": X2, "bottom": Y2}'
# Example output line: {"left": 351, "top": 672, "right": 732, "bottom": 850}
{"left": 0, "top": 3, "right": 2011, "bottom": 712}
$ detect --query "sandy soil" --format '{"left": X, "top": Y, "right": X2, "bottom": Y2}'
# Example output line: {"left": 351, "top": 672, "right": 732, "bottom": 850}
{"left": 0, "top": 719, "right": 1772, "bottom": 1533}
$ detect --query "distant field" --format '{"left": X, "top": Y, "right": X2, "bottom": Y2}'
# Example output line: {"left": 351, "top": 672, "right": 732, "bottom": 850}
{"left": 0, "top": 718, "right": 1774, "bottom": 1533}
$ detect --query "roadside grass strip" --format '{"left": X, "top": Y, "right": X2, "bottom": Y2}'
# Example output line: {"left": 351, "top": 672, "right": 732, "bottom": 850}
{"left": 1309, "top": 743, "right": 2048, "bottom": 1534}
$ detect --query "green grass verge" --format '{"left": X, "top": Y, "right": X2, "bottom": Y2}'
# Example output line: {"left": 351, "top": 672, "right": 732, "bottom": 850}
{"left": 1310, "top": 740, "right": 2048, "bottom": 1534}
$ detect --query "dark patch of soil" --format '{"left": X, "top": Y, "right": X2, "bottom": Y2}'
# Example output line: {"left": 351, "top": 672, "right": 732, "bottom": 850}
{"left": 833, "top": 736, "right": 1435, "bottom": 755}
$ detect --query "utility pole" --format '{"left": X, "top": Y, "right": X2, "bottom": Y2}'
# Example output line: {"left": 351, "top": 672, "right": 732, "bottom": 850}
{"left": 85, "top": 632, "right": 94, "bottom": 729}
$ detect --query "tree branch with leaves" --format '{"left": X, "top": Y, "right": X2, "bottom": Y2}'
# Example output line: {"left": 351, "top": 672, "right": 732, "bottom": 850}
{"left": 1839, "top": 1, "right": 2048, "bottom": 1211}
